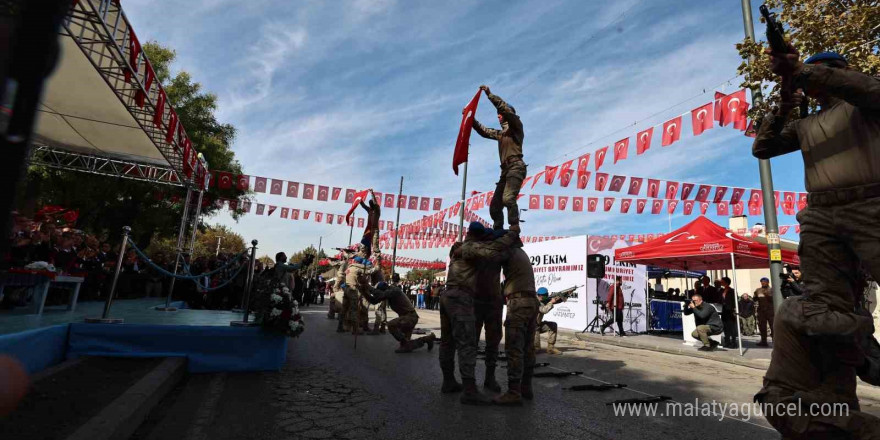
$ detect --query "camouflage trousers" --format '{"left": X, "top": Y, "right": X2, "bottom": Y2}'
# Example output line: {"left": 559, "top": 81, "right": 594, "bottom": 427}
{"left": 504, "top": 293, "right": 538, "bottom": 384}
{"left": 474, "top": 297, "right": 503, "bottom": 369}
{"left": 389, "top": 311, "right": 430, "bottom": 351}
{"left": 490, "top": 159, "right": 526, "bottom": 229}
{"left": 374, "top": 300, "right": 387, "bottom": 327}
{"left": 756, "top": 386, "right": 880, "bottom": 439}
{"left": 439, "top": 289, "right": 477, "bottom": 380}
{"left": 534, "top": 320, "right": 557, "bottom": 349}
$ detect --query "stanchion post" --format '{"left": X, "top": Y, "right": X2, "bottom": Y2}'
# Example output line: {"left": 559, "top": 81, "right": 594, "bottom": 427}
{"left": 231, "top": 239, "right": 259, "bottom": 327}
{"left": 85, "top": 226, "right": 128, "bottom": 324}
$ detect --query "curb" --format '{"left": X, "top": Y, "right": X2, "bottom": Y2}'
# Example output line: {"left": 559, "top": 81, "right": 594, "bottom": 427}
{"left": 65, "top": 357, "right": 187, "bottom": 440}
{"left": 554, "top": 329, "right": 771, "bottom": 371}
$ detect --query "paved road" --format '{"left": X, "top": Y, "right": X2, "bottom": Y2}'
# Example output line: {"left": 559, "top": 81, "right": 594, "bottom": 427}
{"left": 141, "top": 303, "right": 879, "bottom": 440}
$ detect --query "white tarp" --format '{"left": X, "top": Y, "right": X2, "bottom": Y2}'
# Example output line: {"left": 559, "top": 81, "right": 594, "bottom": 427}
{"left": 521, "top": 236, "right": 589, "bottom": 331}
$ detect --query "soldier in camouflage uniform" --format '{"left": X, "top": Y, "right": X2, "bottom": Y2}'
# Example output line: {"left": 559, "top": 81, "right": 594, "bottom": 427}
{"left": 534, "top": 288, "right": 562, "bottom": 355}
{"left": 473, "top": 248, "right": 505, "bottom": 392}
{"left": 343, "top": 247, "right": 374, "bottom": 335}
{"left": 752, "top": 49, "right": 880, "bottom": 437}
{"left": 441, "top": 222, "right": 518, "bottom": 405}
{"left": 472, "top": 85, "right": 526, "bottom": 233}
{"left": 363, "top": 273, "right": 435, "bottom": 353}
{"left": 496, "top": 235, "right": 538, "bottom": 406}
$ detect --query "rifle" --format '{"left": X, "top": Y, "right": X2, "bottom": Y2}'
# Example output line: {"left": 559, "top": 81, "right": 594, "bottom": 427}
{"left": 566, "top": 383, "right": 627, "bottom": 392}
{"left": 532, "top": 371, "right": 582, "bottom": 378}
{"left": 541, "top": 285, "right": 583, "bottom": 304}
{"left": 759, "top": 4, "right": 809, "bottom": 118}
{"left": 606, "top": 395, "right": 671, "bottom": 406}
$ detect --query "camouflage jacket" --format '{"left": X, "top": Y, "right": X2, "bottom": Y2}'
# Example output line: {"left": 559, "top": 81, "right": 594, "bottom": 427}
{"left": 473, "top": 92, "right": 524, "bottom": 165}
{"left": 502, "top": 246, "right": 536, "bottom": 296}
{"left": 365, "top": 284, "right": 415, "bottom": 316}
{"left": 447, "top": 232, "right": 518, "bottom": 296}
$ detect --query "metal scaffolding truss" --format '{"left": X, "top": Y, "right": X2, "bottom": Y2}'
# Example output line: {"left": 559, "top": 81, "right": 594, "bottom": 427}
{"left": 29, "top": 144, "right": 184, "bottom": 187}
{"left": 56, "top": 0, "right": 197, "bottom": 188}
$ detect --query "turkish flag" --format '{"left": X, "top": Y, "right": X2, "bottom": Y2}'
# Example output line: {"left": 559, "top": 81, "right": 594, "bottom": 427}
{"left": 345, "top": 189, "right": 370, "bottom": 224}
{"left": 716, "top": 201, "right": 730, "bottom": 216}
{"left": 331, "top": 187, "right": 342, "bottom": 201}
{"left": 646, "top": 179, "right": 660, "bottom": 198}
{"left": 774, "top": 191, "right": 781, "bottom": 208}
{"left": 267, "top": 205, "right": 278, "bottom": 216}
{"left": 237, "top": 175, "right": 249, "bottom": 191}
{"left": 382, "top": 194, "right": 393, "bottom": 208}
{"left": 713, "top": 186, "right": 728, "bottom": 203}
{"left": 544, "top": 195, "right": 555, "bottom": 210}
{"left": 733, "top": 102, "right": 750, "bottom": 130}
{"left": 303, "top": 210, "right": 311, "bottom": 220}
{"left": 667, "top": 200, "right": 679, "bottom": 214}
{"left": 256, "top": 204, "right": 265, "bottom": 215}
{"left": 408, "top": 196, "right": 419, "bottom": 210}
{"left": 665, "top": 181, "right": 679, "bottom": 199}
{"left": 797, "top": 193, "right": 808, "bottom": 211}
{"left": 613, "top": 138, "right": 629, "bottom": 164}
{"left": 729, "top": 188, "right": 745, "bottom": 205}
{"left": 749, "top": 189, "right": 763, "bottom": 207}
{"left": 577, "top": 171, "right": 591, "bottom": 190}
{"left": 595, "top": 172, "right": 609, "bottom": 191}
{"left": 280, "top": 208, "right": 289, "bottom": 219}
{"left": 603, "top": 197, "right": 614, "bottom": 212}
{"left": 358, "top": 217, "right": 365, "bottom": 228}
{"left": 651, "top": 199, "right": 663, "bottom": 214}
{"left": 529, "top": 195, "right": 540, "bottom": 210}
{"left": 748, "top": 202, "right": 762, "bottom": 216}
{"left": 577, "top": 154, "right": 590, "bottom": 175}
{"left": 636, "top": 199, "right": 648, "bottom": 214}
{"left": 544, "top": 165, "right": 559, "bottom": 185}
{"left": 628, "top": 177, "right": 643, "bottom": 196}
{"left": 281, "top": 182, "right": 296, "bottom": 198}
{"left": 782, "top": 191, "right": 796, "bottom": 215}
{"left": 227, "top": 199, "right": 238, "bottom": 211}
{"left": 343, "top": 189, "right": 357, "bottom": 204}
{"left": 432, "top": 198, "right": 442, "bottom": 210}
{"left": 780, "top": 225, "right": 790, "bottom": 235}
{"left": 691, "top": 103, "right": 714, "bottom": 136}
{"left": 620, "top": 198, "right": 632, "bottom": 213}
{"left": 609, "top": 175, "right": 626, "bottom": 192}
{"left": 317, "top": 185, "right": 330, "bottom": 201}
{"left": 531, "top": 171, "right": 545, "bottom": 189}
{"left": 683, "top": 200, "right": 695, "bottom": 215}
{"left": 720, "top": 89, "right": 747, "bottom": 126}
{"left": 732, "top": 202, "right": 744, "bottom": 216}
{"left": 269, "top": 179, "right": 283, "bottom": 195}
{"left": 587, "top": 198, "right": 598, "bottom": 212}
{"left": 699, "top": 202, "right": 710, "bottom": 215}
{"left": 636, "top": 128, "right": 653, "bottom": 155}
{"left": 594, "top": 146, "right": 609, "bottom": 170}
{"left": 453, "top": 89, "right": 482, "bottom": 175}
{"left": 387, "top": 221, "right": 394, "bottom": 231}
{"left": 573, "top": 197, "right": 584, "bottom": 212}
{"left": 217, "top": 172, "right": 233, "bottom": 189}
{"left": 241, "top": 200, "right": 251, "bottom": 212}
{"left": 291, "top": 209, "right": 299, "bottom": 220}
{"left": 714, "top": 91, "right": 726, "bottom": 121}
{"left": 398, "top": 195, "right": 407, "bottom": 208}
{"left": 662, "top": 116, "right": 682, "bottom": 146}
{"left": 695, "top": 185, "right": 712, "bottom": 202}
{"left": 336, "top": 215, "right": 343, "bottom": 225}
{"left": 680, "top": 183, "right": 695, "bottom": 200}
{"left": 795, "top": 225, "right": 801, "bottom": 234}
{"left": 558, "top": 196, "right": 569, "bottom": 211}
{"left": 559, "top": 160, "right": 574, "bottom": 187}
{"left": 301, "top": 184, "right": 314, "bottom": 199}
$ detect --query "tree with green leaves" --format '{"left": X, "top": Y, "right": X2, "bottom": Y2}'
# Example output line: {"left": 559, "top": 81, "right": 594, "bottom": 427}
{"left": 737, "top": 0, "right": 879, "bottom": 119}
{"left": 24, "top": 40, "right": 249, "bottom": 247}
{"left": 406, "top": 268, "right": 442, "bottom": 282}
{"left": 148, "top": 223, "right": 246, "bottom": 260}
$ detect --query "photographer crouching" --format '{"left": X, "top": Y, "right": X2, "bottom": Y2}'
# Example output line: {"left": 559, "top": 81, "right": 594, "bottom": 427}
{"left": 752, "top": 45, "right": 880, "bottom": 437}
{"left": 683, "top": 294, "right": 722, "bottom": 351}
{"left": 534, "top": 288, "right": 562, "bottom": 355}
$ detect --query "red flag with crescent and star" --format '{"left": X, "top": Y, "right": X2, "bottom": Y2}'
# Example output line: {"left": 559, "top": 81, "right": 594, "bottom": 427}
{"left": 627, "top": 177, "right": 643, "bottom": 196}
{"left": 613, "top": 138, "right": 629, "bottom": 164}
{"left": 665, "top": 181, "right": 679, "bottom": 199}
{"left": 594, "top": 146, "right": 609, "bottom": 170}
{"left": 636, "top": 128, "right": 653, "bottom": 155}
{"left": 595, "top": 173, "right": 609, "bottom": 191}
{"left": 662, "top": 116, "right": 682, "bottom": 146}
{"left": 646, "top": 179, "right": 660, "bottom": 198}
{"left": 345, "top": 189, "right": 370, "bottom": 224}
{"left": 453, "top": 89, "right": 482, "bottom": 175}
{"left": 636, "top": 199, "right": 648, "bottom": 214}
{"left": 691, "top": 103, "right": 713, "bottom": 136}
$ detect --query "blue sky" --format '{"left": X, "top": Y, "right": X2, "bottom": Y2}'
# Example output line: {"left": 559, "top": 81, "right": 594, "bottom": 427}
{"left": 123, "top": 0, "right": 806, "bottom": 262}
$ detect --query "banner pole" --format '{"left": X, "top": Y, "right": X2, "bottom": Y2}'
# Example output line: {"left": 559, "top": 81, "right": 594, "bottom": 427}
{"left": 458, "top": 158, "right": 468, "bottom": 242}
{"left": 392, "top": 176, "right": 403, "bottom": 275}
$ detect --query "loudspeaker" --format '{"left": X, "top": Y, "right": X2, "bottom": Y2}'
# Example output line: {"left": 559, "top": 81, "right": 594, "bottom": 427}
{"left": 587, "top": 254, "right": 607, "bottom": 279}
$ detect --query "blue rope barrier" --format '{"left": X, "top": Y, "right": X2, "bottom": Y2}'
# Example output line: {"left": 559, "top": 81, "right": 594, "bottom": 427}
{"left": 193, "top": 258, "right": 249, "bottom": 292}
{"left": 180, "top": 250, "right": 248, "bottom": 278}
{"left": 127, "top": 241, "right": 246, "bottom": 281}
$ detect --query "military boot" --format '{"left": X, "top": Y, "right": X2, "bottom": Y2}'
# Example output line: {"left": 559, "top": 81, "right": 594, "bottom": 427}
{"left": 369, "top": 323, "right": 381, "bottom": 335}
{"left": 483, "top": 367, "right": 501, "bottom": 393}
{"left": 521, "top": 372, "right": 534, "bottom": 400}
{"left": 460, "top": 379, "right": 493, "bottom": 406}
{"left": 379, "top": 323, "right": 386, "bottom": 334}
{"left": 336, "top": 319, "right": 345, "bottom": 333}
{"left": 493, "top": 382, "right": 523, "bottom": 406}
{"left": 546, "top": 344, "right": 562, "bottom": 355}
{"left": 441, "top": 370, "right": 463, "bottom": 394}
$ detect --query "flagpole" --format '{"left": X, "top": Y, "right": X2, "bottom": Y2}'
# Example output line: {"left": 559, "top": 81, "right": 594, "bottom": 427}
{"left": 391, "top": 176, "right": 403, "bottom": 276}
{"left": 349, "top": 222, "right": 354, "bottom": 246}
{"left": 458, "top": 158, "right": 468, "bottom": 242}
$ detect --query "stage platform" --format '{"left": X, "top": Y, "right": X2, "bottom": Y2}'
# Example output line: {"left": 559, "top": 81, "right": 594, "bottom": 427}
{"left": 0, "top": 299, "right": 287, "bottom": 374}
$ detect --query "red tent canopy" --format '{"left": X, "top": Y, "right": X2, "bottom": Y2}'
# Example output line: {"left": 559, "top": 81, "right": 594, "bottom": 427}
{"left": 614, "top": 216, "right": 799, "bottom": 270}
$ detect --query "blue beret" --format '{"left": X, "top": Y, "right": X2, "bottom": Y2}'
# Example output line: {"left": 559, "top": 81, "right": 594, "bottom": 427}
{"left": 537, "top": 287, "right": 549, "bottom": 296}
{"left": 468, "top": 221, "right": 485, "bottom": 234}
{"left": 760, "top": 277, "right": 769, "bottom": 282}
{"left": 805, "top": 52, "right": 847, "bottom": 65}
{"left": 377, "top": 282, "right": 388, "bottom": 290}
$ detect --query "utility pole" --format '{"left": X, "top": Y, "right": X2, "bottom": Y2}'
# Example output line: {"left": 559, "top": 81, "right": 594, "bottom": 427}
{"left": 741, "top": 0, "right": 784, "bottom": 312}
{"left": 215, "top": 236, "right": 223, "bottom": 256}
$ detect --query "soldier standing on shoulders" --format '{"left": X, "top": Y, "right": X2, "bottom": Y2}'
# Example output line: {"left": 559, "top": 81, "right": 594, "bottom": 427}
{"left": 534, "top": 288, "right": 562, "bottom": 355}
{"left": 752, "top": 46, "right": 880, "bottom": 438}
{"left": 472, "top": 85, "right": 526, "bottom": 233}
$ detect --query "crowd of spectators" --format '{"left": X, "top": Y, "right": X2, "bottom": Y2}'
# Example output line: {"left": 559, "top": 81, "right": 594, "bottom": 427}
{"left": 400, "top": 278, "right": 442, "bottom": 310}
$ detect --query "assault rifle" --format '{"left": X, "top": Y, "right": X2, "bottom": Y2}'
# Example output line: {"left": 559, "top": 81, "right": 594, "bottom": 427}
{"left": 541, "top": 285, "right": 583, "bottom": 304}
{"left": 759, "top": 4, "right": 809, "bottom": 118}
